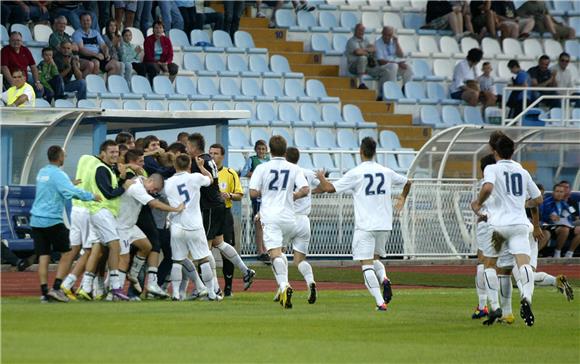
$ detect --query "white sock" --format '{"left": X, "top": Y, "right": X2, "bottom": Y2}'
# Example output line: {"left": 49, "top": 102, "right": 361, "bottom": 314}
{"left": 519, "top": 264, "right": 535, "bottom": 304}
{"left": 147, "top": 267, "right": 158, "bottom": 287}
{"left": 498, "top": 274, "right": 512, "bottom": 315}
{"left": 534, "top": 271, "right": 556, "bottom": 286}
{"left": 565, "top": 251, "right": 574, "bottom": 258}
{"left": 81, "top": 272, "right": 95, "bottom": 293}
{"left": 216, "top": 242, "right": 249, "bottom": 273}
{"left": 62, "top": 273, "right": 77, "bottom": 290}
{"left": 170, "top": 263, "right": 183, "bottom": 299}
{"left": 118, "top": 270, "right": 127, "bottom": 291}
{"left": 554, "top": 249, "right": 561, "bottom": 258}
{"left": 200, "top": 262, "right": 217, "bottom": 299}
{"left": 272, "top": 256, "right": 289, "bottom": 290}
{"left": 109, "top": 269, "right": 121, "bottom": 290}
{"left": 297, "top": 261, "right": 315, "bottom": 286}
{"left": 129, "top": 255, "right": 146, "bottom": 279}
{"left": 207, "top": 253, "right": 220, "bottom": 292}
{"left": 511, "top": 266, "right": 523, "bottom": 295}
{"left": 484, "top": 268, "right": 500, "bottom": 311}
{"left": 373, "top": 260, "right": 387, "bottom": 283}
{"left": 280, "top": 253, "right": 288, "bottom": 265}
{"left": 362, "top": 265, "right": 384, "bottom": 306}
{"left": 476, "top": 264, "right": 487, "bottom": 309}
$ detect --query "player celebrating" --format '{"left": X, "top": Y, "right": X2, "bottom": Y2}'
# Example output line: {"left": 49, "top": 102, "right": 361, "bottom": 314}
{"left": 314, "top": 137, "right": 411, "bottom": 311}
{"left": 471, "top": 135, "right": 543, "bottom": 326}
{"left": 249, "top": 136, "right": 310, "bottom": 309}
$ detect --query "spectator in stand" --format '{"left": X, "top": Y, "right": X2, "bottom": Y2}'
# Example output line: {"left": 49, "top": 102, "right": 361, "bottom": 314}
{"left": 255, "top": 0, "right": 283, "bottom": 28}
{"left": 527, "top": 54, "right": 557, "bottom": 107}
{"left": 1, "top": 32, "right": 43, "bottom": 97}
{"left": 346, "top": 23, "right": 389, "bottom": 92}
{"left": 2, "top": 1, "right": 49, "bottom": 25}
{"left": 54, "top": 40, "right": 87, "bottom": 100}
{"left": 491, "top": 0, "right": 535, "bottom": 40}
{"left": 38, "top": 47, "right": 65, "bottom": 103}
{"left": 193, "top": 0, "right": 224, "bottom": 32}
{"left": 103, "top": 19, "right": 125, "bottom": 79}
{"left": 516, "top": 0, "right": 576, "bottom": 40}
{"left": 51, "top": 1, "right": 99, "bottom": 31}
{"left": 119, "top": 28, "right": 142, "bottom": 83}
{"left": 137, "top": 20, "right": 179, "bottom": 83}
{"left": 506, "top": 59, "right": 534, "bottom": 118}
{"left": 134, "top": 0, "right": 153, "bottom": 36}
{"left": 450, "top": 48, "right": 483, "bottom": 107}
{"left": 72, "top": 13, "right": 122, "bottom": 77}
{"left": 1, "top": 69, "right": 35, "bottom": 107}
{"left": 551, "top": 52, "right": 578, "bottom": 98}
{"left": 114, "top": 1, "right": 137, "bottom": 28}
{"left": 177, "top": 0, "right": 197, "bottom": 36}
{"left": 477, "top": 61, "right": 497, "bottom": 106}
{"left": 424, "top": 0, "right": 472, "bottom": 38}
{"left": 560, "top": 180, "right": 580, "bottom": 224}
{"left": 158, "top": 1, "right": 184, "bottom": 32}
{"left": 469, "top": 0, "right": 497, "bottom": 39}
{"left": 374, "top": 26, "right": 413, "bottom": 100}
{"left": 49, "top": 16, "right": 95, "bottom": 78}
{"left": 224, "top": 1, "right": 245, "bottom": 39}
{"left": 541, "top": 183, "right": 580, "bottom": 258}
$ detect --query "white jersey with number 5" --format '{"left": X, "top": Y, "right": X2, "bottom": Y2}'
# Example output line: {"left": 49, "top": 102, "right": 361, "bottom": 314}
{"left": 117, "top": 177, "right": 154, "bottom": 230}
{"left": 483, "top": 160, "right": 541, "bottom": 227}
{"left": 333, "top": 161, "right": 407, "bottom": 231}
{"left": 249, "top": 157, "right": 308, "bottom": 225}
{"left": 165, "top": 171, "right": 212, "bottom": 230}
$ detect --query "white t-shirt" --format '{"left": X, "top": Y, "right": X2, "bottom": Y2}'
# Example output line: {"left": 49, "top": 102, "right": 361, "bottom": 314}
{"left": 483, "top": 160, "right": 541, "bottom": 227}
{"left": 294, "top": 168, "right": 319, "bottom": 216}
{"left": 450, "top": 59, "right": 480, "bottom": 93}
{"left": 117, "top": 177, "right": 154, "bottom": 230}
{"left": 332, "top": 161, "right": 408, "bottom": 231}
{"left": 249, "top": 157, "right": 308, "bottom": 225}
{"left": 165, "top": 171, "right": 211, "bottom": 230}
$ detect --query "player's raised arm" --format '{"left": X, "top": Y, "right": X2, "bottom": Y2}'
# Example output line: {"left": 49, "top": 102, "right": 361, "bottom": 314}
{"left": 395, "top": 180, "right": 412, "bottom": 211}
{"left": 148, "top": 199, "right": 184, "bottom": 213}
{"left": 293, "top": 169, "right": 310, "bottom": 201}
{"left": 312, "top": 170, "right": 335, "bottom": 194}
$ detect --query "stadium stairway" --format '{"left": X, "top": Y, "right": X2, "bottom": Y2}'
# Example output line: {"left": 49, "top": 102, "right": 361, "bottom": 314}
{"left": 239, "top": 17, "right": 431, "bottom": 151}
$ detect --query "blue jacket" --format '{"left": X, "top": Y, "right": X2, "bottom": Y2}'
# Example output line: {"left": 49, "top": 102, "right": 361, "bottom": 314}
{"left": 541, "top": 198, "right": 574, "bottom": 225}
{"left": 30, "top": 164, "right": 95, "bottom": 228}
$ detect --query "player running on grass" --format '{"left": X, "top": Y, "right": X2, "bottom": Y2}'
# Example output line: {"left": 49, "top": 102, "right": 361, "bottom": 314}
{"left": 313, "top": 137, "right": 411, "bottom": 311}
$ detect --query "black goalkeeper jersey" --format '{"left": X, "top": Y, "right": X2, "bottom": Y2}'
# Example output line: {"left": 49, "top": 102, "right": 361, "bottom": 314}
{"left": 191, "top": 153, "right": 225, "bottom": 209}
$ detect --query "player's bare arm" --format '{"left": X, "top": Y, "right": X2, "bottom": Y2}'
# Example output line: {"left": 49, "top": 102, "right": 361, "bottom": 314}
{"left": 195, "top": 156, "right": 212, "bottom": 180}
{"left": 471, "top": 182, "right": 493, "bottom": 215}
{"left": 312, "top": 170, "right": 335, "bottom": 194}
{"left": 395, "top": 181, "right": 412, "bottom": 211}
{"left": 529, "top": 205, "right": 544, "bottom": 241}
{"left": 293, "top": 186, "right": 310, "bottom": 201}
{"left": 148, "top": 199, "right": 185, "bottom": 213}
{"left": 249, "top": 189, "right": 260, "bottom": 199}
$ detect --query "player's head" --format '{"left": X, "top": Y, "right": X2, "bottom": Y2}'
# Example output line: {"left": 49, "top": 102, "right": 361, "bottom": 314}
{"left": 558, "top": 180, "right": 570, "bottom": 199}
{"left": 286, "top": 147, "right": 300, "bottom": 164}
{"left": 254, "top": 139, "right": 268, "bottom": 158}
{"left": 115, "top": 131, "right": 135, "bottom": 149}
{"left": 479, "top": 153, "right": 496, "bottom": 173}
{"left": 144, "top": 173, "right": 164, "bottom": 194}
{"left": 177, "top": 131, "right": 189, "bottom": 145}
{"left": 99, "top": 140, "right": 119, "bottom": 165}
{"left": 553, "top": 183, "right": 565, "bottom": 201}
{"left": 488, "top": 130, "right": 506, "bottom": 153}
{"left": 167, "top": 142, "right": 187, "bottom": 156}
{"left": 209, "top": 143, "right": 225, "bottom": 167}
{"left": 143, "top": 135, "right": 160, "bottom": 152}
{"left": 360, "top": 137, "right": 377, "bottom": 161}
{"left": 47, "top": 145, "right": 65, "bottom": 166}
{"left": 494, "top": 135, "right": 515, "bottom": 160}
{"left": 124, "top": 148, "right": 144, "bottom": 168}
{"left": 269, "top": 135, "right": 287, "bottom": 157}
{"left": 174, "top": 154, "right": 191, "bottom": 172}
{"left": 187, "top": 133, "right": 205, "bottom": 155}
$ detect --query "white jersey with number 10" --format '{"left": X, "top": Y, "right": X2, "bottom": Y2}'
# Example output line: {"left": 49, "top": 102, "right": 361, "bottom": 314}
{"left": 165, "top": 171, "right": 211, "bottom": 230}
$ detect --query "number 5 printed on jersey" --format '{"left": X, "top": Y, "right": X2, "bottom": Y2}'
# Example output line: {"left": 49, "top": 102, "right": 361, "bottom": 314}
{"left": 177, "top": 183, "right": 190, "bottom": 203}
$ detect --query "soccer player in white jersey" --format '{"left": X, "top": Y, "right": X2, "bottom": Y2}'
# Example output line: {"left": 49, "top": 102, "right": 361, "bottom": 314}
{"left": 116, "top": 173, "right": 183, "bottom": 298}
{"left": 249, "top": 136, "right": 310, "bottom": 309}
{"left": 165, "top": 154, "right": 221, "bottom": 301}
{"left": 471, "top": 135, "right": 543, "bottom": 326}
{"left": 314, "top": 137, "right": 411, "bottom": 311}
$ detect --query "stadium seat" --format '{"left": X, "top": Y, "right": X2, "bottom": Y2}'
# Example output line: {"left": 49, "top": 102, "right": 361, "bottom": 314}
{"left": 344, "top": 104, "right": 377, "bottom": 127}
{"left": 397, "top": 148, "right": 415, "bottom": 171}
{"left": 319, "top": 12, "right": 349, "bottom": 33}
{"left": 270, "top": 55, "right": 303, "bottom": 78}
{"left": 86, "top": 75, "right": 119, "bottom": 99}
{"left": 335, "top": 153, "right": 357, "bottom": 171}
{"left": 361, "top": 12, "right": 381, "bottom": 33}
{"left": 379, "top": 130, "right": 402, "bottom": 150}
{"left": 30, "top": 47, "right": 42, "bottom": 64}
{"left": 169, "top": 29, "right": 195, "bottom": 51}
{"left": 190, "top": 102, "right": 209, "bottom": 110}
{"left": 420, "top": 105, "right": 444, "bottom": 127}
{"left": 197, "top": 77, "right": 230, "bottom": 100}
{"left": 11, "top": 24, "right": 45, "bottom": 46}
{"left": 337, "top": 129, "right": 359, "bottom": 149}
{"left": 311, "top": 34, "right": 344, "bottom": 56}
{"left": 340, "top": 11, "right": 359, "bottom": 30}
{"left": 543, "top": 39, "right": 564, "bottom": 57}
{"left": 0, "top": 185, "right": 35, "bottom": 253}
{"left": 272, "top": 127, "right": 294, "bottom": 145}
{"left": 463, "top": 106, "right": 484, "bottom": 124}
{"left": 131, "top": 75, "right": 164, "bottom": 100}
{"left": 404, "top": 13, "right": 430, "bottom": 33}
{"left": 399, "top": 35, "right": 426, "bottom": 57}
{"left": 301, "top": 103, "right": 332, "bottom": 127}
{"left": 565, "top": 40, "right": 579, "bottom": 60}
{"left": 77, "top": 99, "right": 98, "bottom": 109}
{"left": 213, "top": 29, "right": 244, "bottom": 53}
{"left": 256, "top": 103, "right": 279, "bottom": 126}
{"left": 460, "top": 37, "right": 480, "bottom": 55}
{"left": 358, "top": 129, "right": 378, "bottom": 143}
{"left": 146, "top": 101, "right": 165, "bottom": 111}
{"left": 175, "top": 76, "right": 207, "bottom": 101}
{"left": 234, "top": 31, "right": 267, "bottom": 54}
{"left": 241, "top": 78, "right": 274, "bottom": 102}
{"left": 55, "top": 99, "right": 74, "bottom": 108}
{"left": 33, "top": 24, "right": 52, "bottom": 43}
{"left": 152, "top": 76, "right": 187, "bottom": 100}
{"left": 482, "top": 38, "right": 509, "bottom": 60}
{"left": 1, "top": 25, "right": 8, "bottom": 45}
{"left": 249, "top": 55, "right": 280, "bottom": 78}
{"left": 285, "top": 79, "right": 317, "bottom": 102}
{"left": 212, "top": 101, "right": 232, "bottom": 110}
{"left": 205, "top": 54, "right": 237, "bottom": 77}
{"left": 108, "top": 75, "right": 142, "bottom": 99}
{"left": 439, "top": 36, "right": 463, "bottom": 58}
{"left": 100, "top": 100, "right": 121, "bottom": 110}
{"left": 220, "top": 78, "right": 253, "bottom": 101}
{"left": 315, "top": 128, "right": 338, "bottom": 148}
{"left": 230, "top": 102, "right": 253, "bottom": 126}
{"left": 168, "top": 101, "right": 188, "bottom": 111}
{"left": 279, "top": 103, "right": 303, "bottom": 126}
{"left": 294, "top": 128, "right": 316, "bottom": 149}
{"left": 296, "top": 11, "right": 328, "bottom": 32}
{"left": 227, "top": 54, "right": 261, "bottom": 77}
{"left": 332, "top": 34, "right": 349, "bottom": 53}
{"left": 404, "top": 82, "right": 438, "bottom": 104}
{"left": 306, "top": 79, "right": 340, "bottom": 103}
{"left": 124, "top": 100, "right": 144, "bottom": 110}
{"left": 297, "top": 152, "right": 315, "bottom": 169}
{"left": 523, "top": 38, "right": 543, "bottom": 59}
{"left": 418, "top": 36, "right": 441, "bottom": 56}
{"left": 322, "top": 104, "right": 356, "bottom": 128}
{"left": 64, "top": 25, "right": 74, "bottom": 36}
{"left": 228, "top": 152, "right": 247, "bottom": 172}
{"left": 183, "top": 53, "right": 216, "bottom": 76}
{"left": 229, "top": 128, "right": 251, "bottom": 148}
{"left": 275, "top": 9, "right": 296, "bottom": 28}
{"left": 263, "top": 79, "right": 295, "bottom": 102}
{"left": 312, "top": 153, "right": 337, "bottom": 172}
{"left": 379, "top": 153, "right": 405, "bottom": 172}
{"left": 251, "top": 128, "right": 270, "bottom": 145}
{"left": 441, "top": 105, "right": 463, "bottom": 125}
{"left": 34, "top": 99, "right": 50, "bottom": 107}
{"left": 502, "top": 38, "right": 528, "bottom": 60}
{"left": 426, "top": 83, "right": 460, "bottom": 105}
{"left": 484, "top": 106, "right": 502, "bottom": 124}
{"left": 383, "top": 81, "right": 416, "bottom": 104}
{"left": 126, "top": 27, "right": 144, "bottom": 46}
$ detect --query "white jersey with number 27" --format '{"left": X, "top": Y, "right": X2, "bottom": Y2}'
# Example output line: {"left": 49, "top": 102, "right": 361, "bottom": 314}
{"left": 249, "top": 157, "right": 308, "bottom": 225}
{"left": 483, "top": 160, "right": 541, "bottom": 227}
{"left": 165, "top": 171, "right": 211, "bottom": 230}
{"left": 333, "top": 161, "right": 408, "bottom": 231}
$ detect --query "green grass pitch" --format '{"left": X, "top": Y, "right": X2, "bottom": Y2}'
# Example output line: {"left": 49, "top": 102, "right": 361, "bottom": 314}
{"left": 2, "top": 287, "right": 579, "bottom": 363}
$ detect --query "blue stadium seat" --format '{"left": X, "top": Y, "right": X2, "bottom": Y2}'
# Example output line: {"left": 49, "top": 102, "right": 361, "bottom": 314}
{"left": 544, "top": 39, "right": 564, "bottom": 58}
{"left": 168, "top": 101, "right": 188, "bottom": 111}
{"left": 34, "top": 99, "right": 51, "bottom": 107}
{"left": 55, "top": 99, "right": 74, "bottom": 108}
{"left": 272, "top": 127, "right": 294, "bottom": 145}
{"left": 484, "top": 106, "right": 502, "bottom": 124}
{"left": 228, "top": 152, "right": 247, "bottom": 172}
{"left": 332, "top": 34, "right": 349, "bottom": 53}
{"left": 153, "top": 75, "right": 188, "bottom": 100}
{"left": 420, "top": 105, "right": 443, "bottom": 126}
{"left": 315, "top": 129, "right": 338, "bottom": 148}
{"left": 191, "top": 29, "right": 222, "bottom": 52}
{"left": 270, "top": 55, "right": 303, "bottom": 78}
{"left": 227, "top": 54, "right": 261, "bottom": 77}
{"left": 11, "top": 23, "right": 45, "bottom": 47}
{"left": 183, "top": 53, "right": 217, "bottom": 76}
{"left": 197, "top": 77, "right": 230, "bottom": 100}
{"left": 220, "top": 78, "right": 253, "bottom": 101}
{"left": 298, "top": 152, "right": 315, "bottom": 169}
{"left": 319, "top": 12, "right": 350, "bottom": 33}
{"left": 285, "top": 79, "right": 317, "bottom": 102}
{"left": 229, "top": 128, "right": 250, "bottom": 148}
{"left": 439, "top": 36, "right": 462, "bottom": 57}
{"left": 379, "top": 130, "right": 402, "bottom": 150}
{"left": 441, "top": 105, "right": 463, "bottom": 125}
{"left": 404, "top": 13, "right": 430, "bottom": 33}
{"left": 234, "top": 102, "right": 255, "bottom": 126}
{"left": 565, "top": 40, "right": 579, "bottom": 59}
{"left": 340, "top": 11, "right": 358, "bottom": 29}
{"left": 213, "top": 102, "right": 232, "bottom": 110}
{"left": 108, "top": 75, "right": 142, "bottom": 99}
{"left": 404, "top": 82, "right": 438, "bottom": 104}
{"left": 1, "top": 25, "right": 8, "bottom": 45}
{"left": 256, "top": 103, "right": 279, "bottom": 126}
{"left": 124, "top": 100, "right": 144, "bottom": 110}
{"left": 146, "top": 100, "right": 165, "bottom": 111}
{"left": 296, "top": 11, "right": 328, "bottom": 32}
{"left": 1, "top": 185, "right": 35, "bottom": 253}
{"left": 311, "top": 34, "right": 343, "bottom": 56}
{"left": 433, "top": 59, "right": 455, "bottom": 80}
{"left": 190, "top": 102, "right": 209, "bottom": 110}
{"left": 87, "top": 74, "right": 119, "bottom": 99}
{"left": 131, "top": 75, "right": 164, "bottom": 100}
{"left": 249, "top": 55, "right": 280, "bottom": 78}
{"left": 33, "top": 24, "right": 52, "bottom": 43}
{"left": 337, "top": 129, "right": 359, "bottom": 149}
{"left": 321, "top": 104, "right": 351, "bottom": 128}
{"left": 169, "top": 29, "right": 196, "bottom": 51}
{"left": 279, "top": 103, "right": 304, "bottom": 127}
{"left": 275, "top": 9, "right": 296, "bottom": 28}
{"left": 335, "top": 153, "right": 356, "bottom": 171}
{"left": 213, "top": 29, "right": 244, "bottom": 53}
{"left": 463, "top": 106, "right": 484, "bottom": 125}
{"left": 357, "top": 129, "right": 378, "bottom": 144}
{"left": 241, "top": 78, "right": 274, "bottom": 102}
{"left": 175, "top": 76, "right": 208, "bottom": 101}
{"left": 306, "top": 79, "right": 340, "bottom": 103}
{"left": 100, "top": 100, "right": 121, "bottom": 110}
{"left": 205, "top": 54, "right": 238, "bottom": 77}
{"left": 412, "top": 59, "right": 444, "bottom": 81}
{"left": 397, "top": 148, "right": 415, "bottom": 171}
{"left": 234, "top": 31, "right": 267, "bottom": 54}
{"left": 77, "top": 99, "right": 98, "bottom": 109}
{"left": 294, "top": 128, "right": 316, "bottom": 149}
{"left": 361, "top": 12, "right": 380, "bottom": 33}
{"left": 427, "top": 82, "right": 461, "bottom": 105}
{"left": 251, "top": 128, "right": 270, "bottom": 145}
{"left": 523, "top": 38, "right": 543, "bottom": 59}
{"left": 313, "top": 153, "right": 337, "bottom": 172}
{"left": 343, "top": 104, "right": 378, "bottom": 128}
{"left": 263, "top": 79, "right": 295, "bottom": 102}
{"left": 299, "top": 104, "right": 324, "bottom": 127}
{"left": 383, "top": 81, "right": 416, "bottom": 104}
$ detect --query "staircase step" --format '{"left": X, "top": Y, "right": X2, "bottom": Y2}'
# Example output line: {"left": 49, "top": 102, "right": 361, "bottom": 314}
{"left": 327, "top": 87, "right": 377, "bottom": 101}
{"left": 254, "top": 40, "right": 303, "bottom": 52}
{"left": 243, "top": 28, "right": 288, "bottom": 42}
{"left": 240, "top": 17, "right": 270, "bottom": 28}
{"left": 341, "top": 100, "right": 390, "bottom": 113}
{"left": 307, "top": 76, "right": 353, "bottom": 89}
{"left": 292, "top": 64, "right": 339, "bottom": 76}
{"left": 364, "top": 113, "right": 412, "bottom": 125}
{"left": 271, "top": 52, "right": 322, "bottom": 64}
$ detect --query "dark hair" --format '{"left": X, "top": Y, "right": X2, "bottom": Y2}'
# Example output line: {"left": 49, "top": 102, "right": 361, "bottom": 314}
{"left": 553, "top": 183, "right": 563, "bottom": 191}
{"left": 536, "top": 183, "right": 544, "bottom": 192}
{"left": 254, "top": 139, "right": 267, "bottom": 150}
{"left": 559, "top": 180, "right": 570, "bottom": 186}
{"left": 286, "top": 147, "right": 300, "bottom": 164}
{"left": 167, "top": 142, "right": 186, "bottom": 154}
{"left": 479, "top": 154, "right": 496, "bottom": 173}
{"left": 118, "top": 143, "right": 128, "bottom": 154}
{"left": 9, "top": 31, "right": 22, "bottom": 38}
{"left": 175, "top": 154, "right": 191, "bottom": 170}
{"left": 106, "top": 19, "right": 119, "bottom": 39}
{"left": 177, "top": 132, "right": 189, "bottom": 141}
{"left": 122, "top": 28, "right": 132, "bottom": 37}
{"left": 360, "top": 137, "right": 377, "bottom": 159}
{"left": 47, "top": 145, "right": 63, "bottom": 162}
{"left": 507, "top": 59, "right": 520, "bottom": 69}
{"left": 79, "top": 12, "right": 92, "bottom": 21}
{"left": 11, "top": 69, "right": 23, "bottom": 77}
{"left": 159, "top": 140, "right": 168, "bottom": 150}
{"left": 495, "top": 135, "right": 515, "bottom": 159}
{"left": 466, "top": 48, "right": 483, "bottom": 63}
{"left": 41, "top": 47, "right": 53, "bottom": 55}
{"left": 482, "top": 61, "right": 490, "bottom": 67}
{"left": 153, "top": 20, "right": 164, "bottom": 29}
{"left": 269, "top": 135, "right": 287, "bottom": 157}
{"left": 488, "top": 131, "right": 506, "bottom": 152}
{"left": 188, "top": 133, "right": 205, "bottom": 152}
{"left": 209, "top": 143, "right": 225, "bottom": 155}
{"left": 539, "top": 55, "right": 550, "bottom": 62}
{"left": 559, "top": 52, "right": 570, "bottom": 60}
{"left": 134, "top": 138, "right": 145, "bottom": 150}
{"left": 99, "top": 139, "right": 118, "bottom": 153}
{"left": 124, "top": 148, "right": 144, "bottom": 163}
{"left": 143, "top": 135, "right": 159, "bottom": 150}
{"left": 115, "top": 131, "right": 134, "bottom": 145}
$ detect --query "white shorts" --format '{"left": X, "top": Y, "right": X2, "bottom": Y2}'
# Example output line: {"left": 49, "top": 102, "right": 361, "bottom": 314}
{"left": 118, "top": 226, "right": 147, "bottom": 255}
{"left": 69, "top": 206, "right": 98, "bottom": 249}
{"left": 290, "top": 214, "right": 311, "bottom": 255}
{"left": 497, "top": 228, "right": 538, "bottom": 269}
{"left": 476, "top": 221, "right": 498, "bottom": 258}
{"left": 352, "top": 230, "right": 390, "bottom": 261}
{"left": 90, "top": 209, "right": 119, "bottom": 244}
{"left": 170, "top": 225, "right": 210, "bottom": 261}
{"left": 262, "top": 221, "right": 296, "bottom": 251}
{"left": 493, "top": 224, "right": 531, "bottom": 257}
